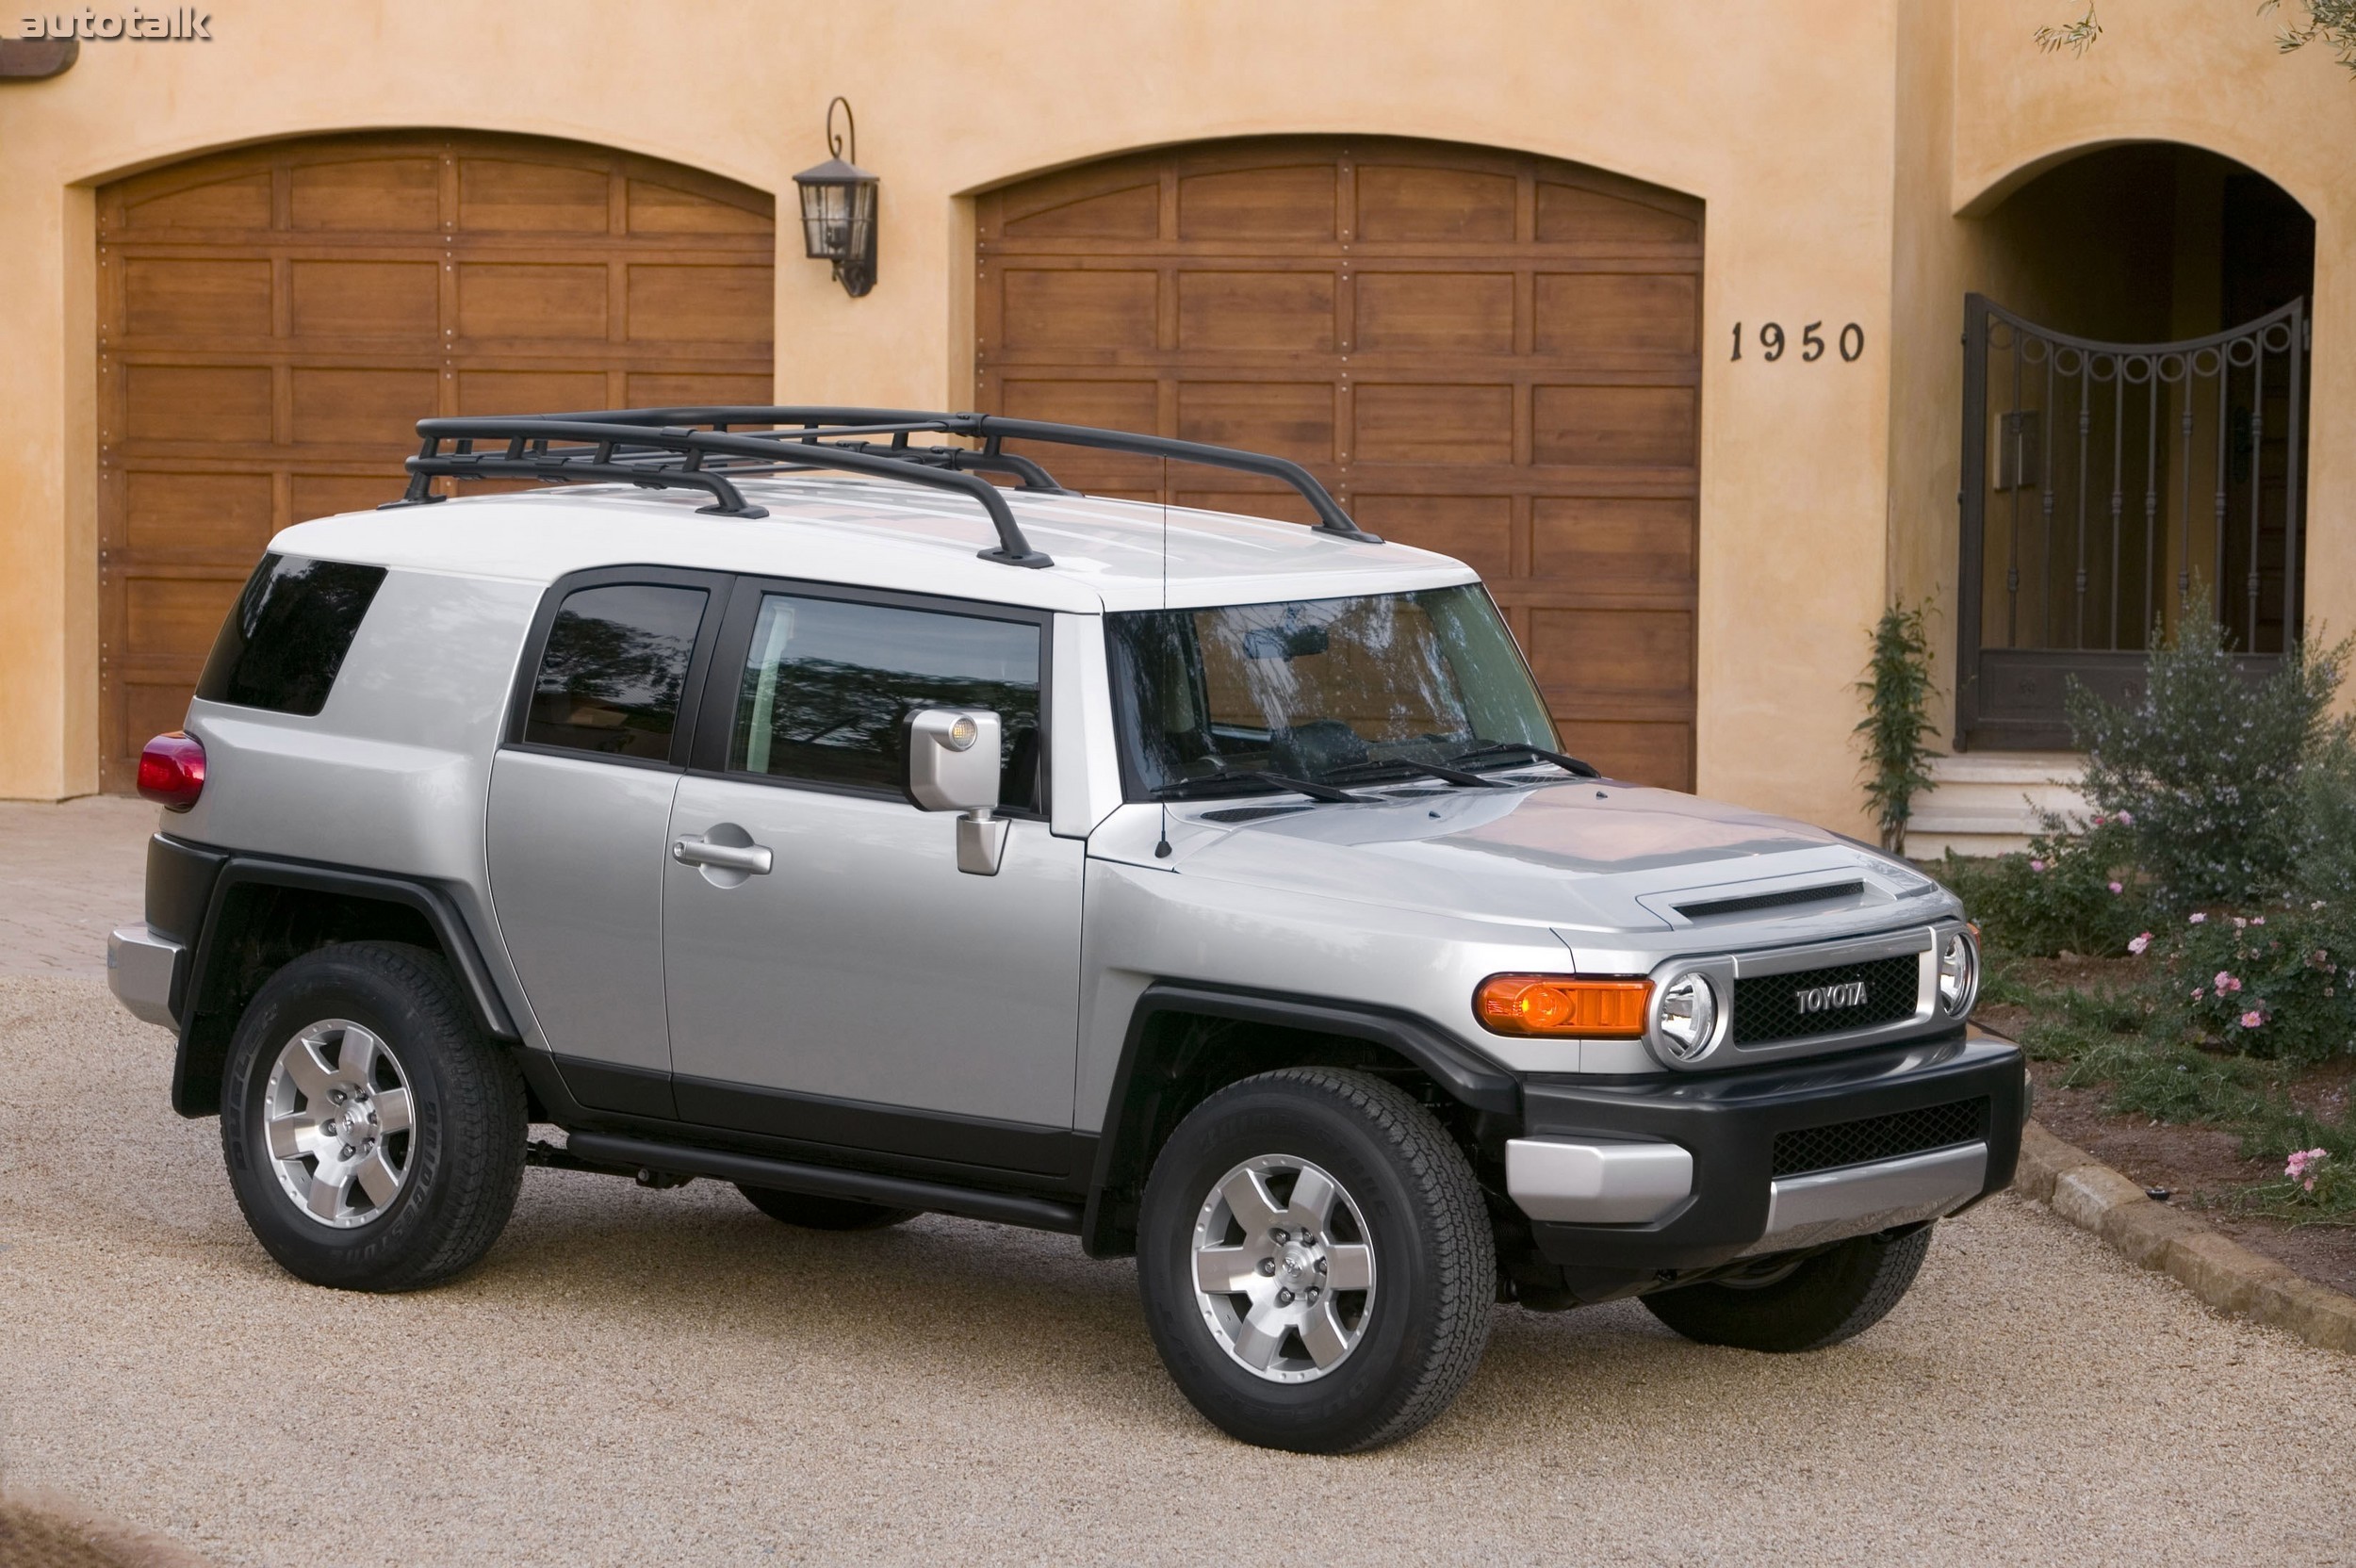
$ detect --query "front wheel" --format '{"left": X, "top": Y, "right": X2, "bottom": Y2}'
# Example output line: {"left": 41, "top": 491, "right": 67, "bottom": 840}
{"left": 1136, "top": 1069, "right": 1494, "bottom": 1454}
{"left": 1641, "top": 1227, "right": 1934, "bottom": 1352}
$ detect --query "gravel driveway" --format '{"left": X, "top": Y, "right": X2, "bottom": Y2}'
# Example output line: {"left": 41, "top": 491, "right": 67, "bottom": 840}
{"left": 1, "top": 806, "right": 2352, "bottom": 1565}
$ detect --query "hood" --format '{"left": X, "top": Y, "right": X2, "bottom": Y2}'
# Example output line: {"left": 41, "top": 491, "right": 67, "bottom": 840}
{"left": 1162, "top": 778, "right": 1951, "bottom": 939}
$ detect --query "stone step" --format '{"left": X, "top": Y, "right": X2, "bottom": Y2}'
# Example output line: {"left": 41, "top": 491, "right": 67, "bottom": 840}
{"left": 1904, "top": 750, "right": 2089, "bottom": 859}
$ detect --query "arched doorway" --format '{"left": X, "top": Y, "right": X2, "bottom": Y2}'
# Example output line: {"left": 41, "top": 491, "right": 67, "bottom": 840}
{"left": 96, "top": 131, "right": 776, "bottom": 788}
{"left": 1955, "top": 143, "right": 2314, "bottom": 748}
{"left": 974, "top": 137, "right": 1702, "bottom": 790}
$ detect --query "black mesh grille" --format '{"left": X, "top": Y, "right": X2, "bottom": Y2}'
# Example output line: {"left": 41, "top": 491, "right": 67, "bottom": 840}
{"left": 1732, "top": 955, "right": 1918, "bottom": 1044}
{"left": 1771, "top": 1098, "right": 1989, "bottom": 1178}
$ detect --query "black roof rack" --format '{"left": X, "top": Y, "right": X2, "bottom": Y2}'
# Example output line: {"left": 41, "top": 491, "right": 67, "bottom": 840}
{"left": 384, "top": 406, "right": 1384, "bottom": 570}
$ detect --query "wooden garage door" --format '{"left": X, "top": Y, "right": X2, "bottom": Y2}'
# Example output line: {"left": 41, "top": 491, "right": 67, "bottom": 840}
{"left": 96, "top": 131, "right": 775, "bottom": 788}
{"left": 975, "top": 138, "right": 1701, "bottom": 789}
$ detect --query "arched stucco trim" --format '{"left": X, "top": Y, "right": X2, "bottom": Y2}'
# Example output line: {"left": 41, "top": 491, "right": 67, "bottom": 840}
{"left": 63, "top": 120, "right": 780, "bottom": 198}
{"left": 947, "top": 127, "right": 1710, "bottom": 212}
{"left": 1957, "top": 134, "right": 2316, "bottom": 220}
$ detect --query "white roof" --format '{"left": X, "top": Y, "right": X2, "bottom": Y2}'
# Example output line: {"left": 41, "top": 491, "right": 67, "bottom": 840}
{"left": 268, "top": 474, "right": 1478, "bottom": 613}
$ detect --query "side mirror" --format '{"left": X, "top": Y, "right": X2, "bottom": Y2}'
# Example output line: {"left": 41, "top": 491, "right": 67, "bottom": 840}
{"left": 904, "top": 709, "right": 1008, "bottom": 875}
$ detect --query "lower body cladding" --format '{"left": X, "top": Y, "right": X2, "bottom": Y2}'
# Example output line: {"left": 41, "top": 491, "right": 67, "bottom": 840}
{"left": 1499, "top": 1031, "right": 2024, "bottom": 1298}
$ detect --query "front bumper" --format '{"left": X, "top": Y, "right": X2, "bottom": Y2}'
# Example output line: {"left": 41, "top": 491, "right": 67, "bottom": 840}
{"left": 1507, "top": 1027, "right": 2024, "bottom": 1273}
{"left": 107, "top": 923, "right": 184, "bottom": 1028}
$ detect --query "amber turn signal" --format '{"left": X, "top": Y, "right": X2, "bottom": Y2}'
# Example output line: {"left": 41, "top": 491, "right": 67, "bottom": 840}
{"left": 1474, "top": 973, "right": 1651, "bottom": 1038}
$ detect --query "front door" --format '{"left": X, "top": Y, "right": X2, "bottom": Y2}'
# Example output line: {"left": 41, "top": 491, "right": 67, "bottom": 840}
{"left": 662, "top": 583, "right": 1084, "bottom": 1176}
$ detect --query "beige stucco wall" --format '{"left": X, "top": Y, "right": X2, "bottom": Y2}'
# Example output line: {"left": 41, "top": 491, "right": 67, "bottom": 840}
{"left": 1888, "top": 0, "right": 2356, "bottom": 731}
{"left": 0, "top": 0, "right": 1973, "bottom": 835}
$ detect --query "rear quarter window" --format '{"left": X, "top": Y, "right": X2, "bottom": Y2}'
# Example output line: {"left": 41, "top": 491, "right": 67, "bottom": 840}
{"left": 196, "top": 553, "right": 387, "bottom": 716}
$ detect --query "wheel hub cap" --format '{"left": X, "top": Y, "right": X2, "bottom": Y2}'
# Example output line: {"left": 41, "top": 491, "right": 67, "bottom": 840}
{"left": 261, "top": 1020, "right": 415, "bottom": 1231}
{"left": 1189, "top": 1154, "right": 1376, "bottom": 1384}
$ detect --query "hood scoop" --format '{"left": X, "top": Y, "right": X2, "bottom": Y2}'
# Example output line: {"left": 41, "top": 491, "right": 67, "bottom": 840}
{"left": 1674, "top": 879, "right": 1865, "bottom": 923}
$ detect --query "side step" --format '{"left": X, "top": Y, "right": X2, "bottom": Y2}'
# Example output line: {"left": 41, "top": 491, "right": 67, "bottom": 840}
{"left": 564, "top": 1131, "right": 1085, "bottom": 1234}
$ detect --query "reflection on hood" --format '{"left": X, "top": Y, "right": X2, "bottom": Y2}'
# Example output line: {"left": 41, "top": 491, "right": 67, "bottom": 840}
{"left": 1169, "top": 778, "right": 1936, "bottom": 935}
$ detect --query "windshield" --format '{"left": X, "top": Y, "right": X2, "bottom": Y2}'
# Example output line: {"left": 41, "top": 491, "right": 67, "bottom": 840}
{"left": 1106, "top": 584, "right": 1559, "bottom": 798}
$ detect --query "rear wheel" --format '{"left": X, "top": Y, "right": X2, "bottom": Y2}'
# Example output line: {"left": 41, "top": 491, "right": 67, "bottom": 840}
{"left": 735, "top": 1185, "right": 919, "bottom": 1231}
{"left": 1136, "top": 1068, "right": 1494, "bottom": 1454}
{"left": 1641, "top": 1227, "right": 1934, "bottom": 1351}
{"left": 221, "top": 941, "right": 527, "bottom": 1292}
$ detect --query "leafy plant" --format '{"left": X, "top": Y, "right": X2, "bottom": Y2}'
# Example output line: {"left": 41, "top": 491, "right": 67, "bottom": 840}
{"left": 2066, "top": 596, "right": 2346, "bottom": 909}
{"left": 2037, "top": 2, "right": 2356, "bottom": 74}
{"left": 2266, "top": 0, "right": 2356, "bottom": 71}
{"left": 2142, "top": 900, "right": 2356, "bottom": 1064}
{"left": 2034, "top": 1, "right": 2102, "bottom": 54}
{"left": 1938, "top": 817, "right": 2147, "bottom": 958}
{"left": 1856, "top": 602, "right": 1941, "bottom": 855}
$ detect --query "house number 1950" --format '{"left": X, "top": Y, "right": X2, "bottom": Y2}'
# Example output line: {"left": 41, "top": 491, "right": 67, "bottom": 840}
{"left": 1732, "top": 322, "right": 1865, "bottom": 363}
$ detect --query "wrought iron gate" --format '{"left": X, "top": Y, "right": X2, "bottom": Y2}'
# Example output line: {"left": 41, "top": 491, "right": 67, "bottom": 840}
{"left": 1955, "top": 293, "right": 2308, "bottom": 749}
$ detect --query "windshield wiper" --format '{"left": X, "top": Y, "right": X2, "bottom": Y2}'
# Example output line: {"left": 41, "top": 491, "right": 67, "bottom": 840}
{"left": 1445, "top": 741, "right": 1601, "bottom": 778}
{"left": 1152, "top": 769, "right": 1375, "bottom": 804}
{"left": 1319, "top": 758, "right": 1509, "bottom": 790}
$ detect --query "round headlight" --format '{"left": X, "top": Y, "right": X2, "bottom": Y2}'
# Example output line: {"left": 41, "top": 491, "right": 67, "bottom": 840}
{"left": 1938, "top": 928, "right": 1979, "bottom": 1016}
{"left": 1655, "top": 972, "right": 1719, "bottom": 1062}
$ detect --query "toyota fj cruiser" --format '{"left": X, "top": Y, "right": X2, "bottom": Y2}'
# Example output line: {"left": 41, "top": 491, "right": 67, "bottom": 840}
{"left": 108, "top": 407, "right": 2022, "bottom": 1454}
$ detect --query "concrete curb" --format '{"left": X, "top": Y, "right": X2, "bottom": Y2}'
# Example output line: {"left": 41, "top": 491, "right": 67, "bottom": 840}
{"left": 2012, "top": 1119, "right": 2356, "bottom": 1354}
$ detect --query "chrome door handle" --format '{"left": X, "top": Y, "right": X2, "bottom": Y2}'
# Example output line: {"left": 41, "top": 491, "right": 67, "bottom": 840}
{"left": 672, "top": 836, "right": 774, "bottom": 874}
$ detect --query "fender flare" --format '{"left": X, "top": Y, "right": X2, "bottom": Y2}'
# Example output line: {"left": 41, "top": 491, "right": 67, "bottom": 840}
{"left": 1080, "top": 980, "right": 1520, "bottom": 1255}
{"left": 172, "top": 855, "right": 521, "bottom": 1116}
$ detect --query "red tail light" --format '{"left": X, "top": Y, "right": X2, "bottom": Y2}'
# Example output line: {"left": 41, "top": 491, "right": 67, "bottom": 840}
{"left": 137, "top": 731, "right": 206, "bottom": 811}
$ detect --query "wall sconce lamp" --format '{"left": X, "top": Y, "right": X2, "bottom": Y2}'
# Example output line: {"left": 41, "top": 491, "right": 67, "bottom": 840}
{"left": 793, "top": 96, "right": 879, "bottom": 298}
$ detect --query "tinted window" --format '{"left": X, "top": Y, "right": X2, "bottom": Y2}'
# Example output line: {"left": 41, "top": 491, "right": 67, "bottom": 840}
{"left": 524, "top": 583, "right": 709, "bottom": 760}
{"left": 196, "top": 553, "right": 387, "bottom": 716}
{"left": 729, "top": 595, "right": 1043, "bottom": 810}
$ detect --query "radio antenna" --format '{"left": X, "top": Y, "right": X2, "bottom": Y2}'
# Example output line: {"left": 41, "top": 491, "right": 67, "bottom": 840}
{"left": 1153, "top": 452, "right": 1173, "bottom": 860}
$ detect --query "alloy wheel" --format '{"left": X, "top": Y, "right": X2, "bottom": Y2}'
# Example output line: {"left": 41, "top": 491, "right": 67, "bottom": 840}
{"left": 1189, "top": 1154, "right": 1377, "bottom": 1383}
{"left": 261, "top": 1019, "right": 414, "bottom": 1229}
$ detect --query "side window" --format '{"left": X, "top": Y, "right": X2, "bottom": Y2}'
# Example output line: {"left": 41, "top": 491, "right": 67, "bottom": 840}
{"left": 728, "top": 594, "right": 1043, "bottom": 811}
{"left": 524, "top": 583, "right": 709, "bottom": 760}
{"left": 196, "top": 553, "right": 387, "bottom": 716}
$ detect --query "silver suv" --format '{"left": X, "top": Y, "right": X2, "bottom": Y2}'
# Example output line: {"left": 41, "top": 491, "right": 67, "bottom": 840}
{"left": 107, "top": 407, "right": 2021, "bottom": 1454}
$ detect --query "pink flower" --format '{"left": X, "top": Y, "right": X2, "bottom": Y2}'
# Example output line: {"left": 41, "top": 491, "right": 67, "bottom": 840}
{"left": 2189, "top": 912, "right": 2208, "bottom": 924}
{"left": 2286, "top": 1148, "right": 2329, "bottom": 1192}
{"left": 2214, "top": 971, "right": 2237, "bottom": 991}
{"left": 2192, "top": 988, "right": 2204, "bottom": 1000}
{"left": 2109, "top": 881, "right": 2124, "bottom": 894}
{"left": 2234, "top": 917, "right": 2248, "bottom": 929}
{"left": 2128, "top": 932, "right": 2152, "bottom": 956}
{"left": 2117, "top": 810, "right": 2135, "bottom": 826}
{"left": 2091, "top": 814, "right": 2106, "bottom": 827}
{"left": 2253, "top": 916, "right": 2266, "bottom": 926}
{"left": 2029, "top": 858, "right": 2047, "bottom": 873}
{"left": 2240, "top": 1009, "right": 2265, "bottom": 1029}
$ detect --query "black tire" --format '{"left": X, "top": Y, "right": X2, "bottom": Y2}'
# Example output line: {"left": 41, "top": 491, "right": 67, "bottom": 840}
{"left": 1136, "top": 1068, "right": 1494, "bottom": 1454}
{"left": 1641, "top": 1226, "right": 1934, "bottom": 1352}
{"left": 220, "top": 941, "right": 527, "bottom": 1292}
{"left": 735, "top": 1184, "right": 919, "bottom": 1231}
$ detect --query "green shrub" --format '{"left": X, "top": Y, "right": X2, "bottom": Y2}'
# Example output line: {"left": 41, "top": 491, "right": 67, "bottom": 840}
{"left": 2291, "top": 727, "right": 2356, "bottom": 905}
{"left": 2140, "top": 900, "right": 2356, "bottom": 1064}
{"left": 1855, "top": 602, "right": 1940, "bottom": 855}
{"left": 2067, "top": 596, "right": 2346, "bottom": 909}
{"left": 1937, "top": 817, "right": 2148, "bottom": 957}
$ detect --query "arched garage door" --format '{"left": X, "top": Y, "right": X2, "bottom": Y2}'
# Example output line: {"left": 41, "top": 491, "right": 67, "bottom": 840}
{"left": 96, "top": 131, "right": 775, "bottom": 788}
{"left": 975, "top": 138, "right": 1700, "bottom": 789}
